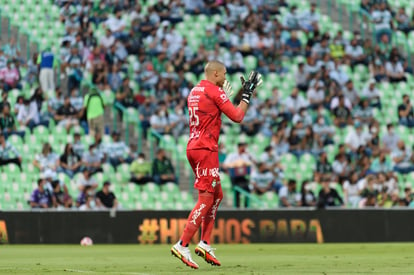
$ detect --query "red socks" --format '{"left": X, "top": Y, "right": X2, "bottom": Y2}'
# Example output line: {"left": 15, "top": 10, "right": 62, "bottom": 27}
{"left": 201, "top": 188, "right": 223, "bottom": 245}
{"left": 180, "top": 191, "right": 214, "bottom": 247}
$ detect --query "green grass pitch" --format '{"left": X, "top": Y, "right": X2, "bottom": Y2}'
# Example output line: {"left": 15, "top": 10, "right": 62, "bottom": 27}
{"left": 1, "top": 244, "right": 414, "bottom": 274}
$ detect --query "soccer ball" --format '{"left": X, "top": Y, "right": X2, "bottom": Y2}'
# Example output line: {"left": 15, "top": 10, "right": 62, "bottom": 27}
{"left": 80, "top": 237, "right": 93, "bottom": 246}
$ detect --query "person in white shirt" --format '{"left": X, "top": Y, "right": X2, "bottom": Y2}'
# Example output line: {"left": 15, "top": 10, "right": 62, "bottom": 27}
{"left": 284, "top": 87, "right": 309, "bottom": 116}
{"left": 329, "top": 59, "right": 349, "bottom": 86}
{"left": 299, "top": 3, "right": 319, "bottom": 32}
{"left": 385, "top": 55, "right": 407, "bottom": 83}
{"left": 343, "top": 172, "right": 362, "bottom": 208}
{"left": 223, "top": 46, "right": 245, "bottom": 74}
{"left": 342, "top": 80, "right": 360, "bottom": 107}
{"left": 371, "top": 3, "right": 393, "bottom": 42}
{"left": 345, "top": 120, "right": 371, "bottom": 153}
{"left": 391, "top": 140, "right": 414, "bottom": 174}
{"left": 250, "top": 162, "right": 275, "bottom": 195}
{"left": 104, "top": 10, "right": 127, "bottom": 40}
{"left": 307, "top": 80, "right": 325, "bottom": 108}
{"left": 106, "top": 131, "right": 132, "bottom": 168}
{"left": 283, "top": 5, "right": 300, "bottom": 30}
{"left": 278, "top": 179, "right": 301, "bottom": 207}
{"left": 223, "top": 142, "right": 255, "bottom": 207}
{"left": 361, "top": 80, "right": 381, "bottom": 108}
{"left": 100, "top": 29, "right": 116, "bottom": 49}
{"left": 381, "top": 124, "right": 400, "bottom": 153}
{"left": 345, "top": 38, "right": 368, "bottom": 67}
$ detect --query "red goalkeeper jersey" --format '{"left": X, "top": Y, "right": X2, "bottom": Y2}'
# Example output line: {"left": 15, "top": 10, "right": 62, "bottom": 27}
{"left": 187, "top": 80, "right": 245, "bottom": 152}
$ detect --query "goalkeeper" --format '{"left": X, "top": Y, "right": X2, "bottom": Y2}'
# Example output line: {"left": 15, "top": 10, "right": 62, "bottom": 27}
{"left": 171, "top": 60, "right": 262, "bottom": 269}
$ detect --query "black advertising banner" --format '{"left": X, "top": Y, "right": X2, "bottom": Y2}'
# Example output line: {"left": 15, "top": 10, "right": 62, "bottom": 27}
{"left": 1, "top": 210, "right": 414, "bottom": 244}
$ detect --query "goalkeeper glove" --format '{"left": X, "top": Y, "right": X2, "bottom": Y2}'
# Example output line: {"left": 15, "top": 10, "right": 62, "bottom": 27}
{"left": 222, "top": 80, "right": 233, "bottom": 98}
{"left": 240, "top": 71, "right": 263, "bottom": 104}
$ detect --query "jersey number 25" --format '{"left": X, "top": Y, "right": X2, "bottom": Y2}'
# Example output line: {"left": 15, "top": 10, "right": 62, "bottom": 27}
{"left": 189, "top": 107, "right": 199, "bottom": 126}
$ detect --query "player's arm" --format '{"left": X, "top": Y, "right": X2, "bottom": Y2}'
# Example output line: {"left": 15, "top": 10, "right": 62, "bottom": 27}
{"left": 219, "top": 71, "right": 263, "bottom": 123}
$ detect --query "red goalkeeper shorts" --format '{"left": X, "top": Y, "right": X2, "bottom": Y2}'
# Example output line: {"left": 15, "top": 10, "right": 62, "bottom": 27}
{"left": 187, "top": 149, "right": 220, "bottom": 193}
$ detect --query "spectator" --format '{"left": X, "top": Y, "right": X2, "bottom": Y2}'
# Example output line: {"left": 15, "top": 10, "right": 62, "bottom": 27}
{"left": 76, "top": 185, "right": 93, "bottom": 208}
{"left": 52, "top": 179, "right": 72, "bottom": 208}
{"left": 64, "top": 46, "right": 84, "bottom": 93}
{"left": 295, "top": 62, "right": 309, "bottom": 92}
{"left": 47, "top": 87, "right": 64, "bottom": 123}
{"left": 285, "top": 31, "right": 302, "bottom": 57}
{"left": 329, "top": 59, "right": 349, "bottom": 86}
{"left": 382, "top": 124, "right": 400, "bottom": 153}
{"left": 396, "top": 7, "right": 412, "bottom": 35}
{"left": 371, "top": 2, "right": 393, "bottom": 42}
{"left": 222, "top": 46, "right": 245, "bottom": 74}
{"left": 270, "top": 128, "right": 290, "bottom": 156}
{"left": 391, "top": 140, "right": 414, "bottom": 174}
{"left": 115, "top": 77, "right": 138, "bottom": 108}
{"left": 300, "top": 180, "right": 317, "bottom": 207}
{"left": 345, "top": 38, "right": 368, "bottom": 68}
{"left": 0, "top": 133, "right": 22, "bottom": 170}
{"left": 72, "top": 132, "right": 85, "bottom": 157}
{"left": 77, "top": 169, "right": 98, "bottom": 192}
{"left": 150, "top": 101, "right": 176, "bottom": 136}
{"left": 30, "top": 178, "right": 53, "bottom": 209}
{"left": 332, "top": 153, "right": 351, "bottom": 183}
{"left": 361, "top": 80, "right": 381, "bottom": 109}
{"left": 332, "top": 95, "right": 352, "bottom": 128}
{"left": 278, "top": 179, "right": 300, "bottom": 207}
{"left": 152, "top": 149, "right": 177, "bottom": 185}
{"left": 345, "top": 121, "right": 371, "bottom": 154}
{"left": 283, "top": 5, "right": 300, "bottom": 30}
{"left": 1, "top": 60, "right": 21, "bottom": 91}
{"left": 354, "top": 98, "right": 374, "bottom": 125}
{"left": 313, "top": 115, "right": 335, "bottom": 145}
{"left": 398, "top": 94, "right": 414, "bottom": 128}
{"left": 82, "top": 144, "right": 104, "bottom": 175}
{"left": 260, "top": 146, "right": 284, "bottom": 188}
{"left": 342, "top": 80, "right": 360, "bottom": 107}
{"left": 317, "top": 177, "right": 344, "bottom": 208}
{"left": 288, "top": 128, "right": 303, "bottom": 158}
{"left": 315, "top": 151, "right": 333, "bottom": 178}
{"left": 400, "top": 184, "right": 413, "bottom": 206}
{"left": 0, "top": 104, "right": 24, "bottom": 139}
{"left": 284, "top": 87, "right": 309, "bottom": 117}
{"left": 55, "top": 96, "right": 79, "bottom": 132}
{"left": 358, "top": 192, "right": 378, "bottom": 208}
{"left": 106, "top": 131, "right": 132, "bottom": 168}
{"left": 223, "top": 142, "right": 254, "bottom": 207}
{"left": 33, "top": 143, "right": 58, "bottom": 172}
{"left": 58, "top": 143, "right": 82, "bottom": 178}
{"left": 37, "top": 48, "right": 57, "bottom": 92}
{"left": 104, "top": 9, "right": 127, "bottom": 40}
{"left": 385, "top": 55, "right": 406, "bottom": 83}
{"left": 139, "top": 98, "right": 155, "bottom": 139}
{"left": 130, "top": 153, "right": 153, "bottom": 184}
{"left": 95, "top": 181, "right": 118, "bottom": 209}
{"left": 82, "top": 87, "right": 105, "bottom": 137}
{"left": 250, "top": 162, "right": 275, "bottom": 195}
{"left": 299, "top": 3, "right": 319, "bottom": 32}
{"left": 69, "top": 88, "right": 83, "bottom": 112}
{"left": 307, "top": 81, "right": 325, "bottom": 108}
{"left": 343, "top": 172, "right": 362, "bottom": 207}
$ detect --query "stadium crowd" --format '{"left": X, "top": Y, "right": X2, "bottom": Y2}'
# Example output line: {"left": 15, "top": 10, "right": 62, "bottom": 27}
{"left": 1, "top": 0, "right": 414, "bottom": 210}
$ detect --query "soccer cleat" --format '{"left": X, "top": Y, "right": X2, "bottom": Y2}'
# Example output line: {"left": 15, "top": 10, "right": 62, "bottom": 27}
{"left": 195, "top": 241, "right": 221, "bottom": 266}
{"left": 171, "top": 242, "right": 199, "bottom": 269}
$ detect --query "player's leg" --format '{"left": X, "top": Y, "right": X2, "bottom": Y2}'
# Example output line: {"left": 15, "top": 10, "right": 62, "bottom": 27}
{"left": 171, "top": 190, "right": 214, "bottom": 269}
{"left": 195, "top": 185, "right": 223, "bottom": 266}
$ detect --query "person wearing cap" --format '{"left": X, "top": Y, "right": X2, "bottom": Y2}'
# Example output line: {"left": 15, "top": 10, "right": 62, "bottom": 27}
{"left": 95, "top": 181, "right": 118, "bottom": 209}
{"left": 0, "top": 133, "right": 22, "bottom": 171}
{"left": 30, "top": 178, "right": 53, "bottom": 209}
{"left": 223, "top": 142, "right": 255, "bottom": 207}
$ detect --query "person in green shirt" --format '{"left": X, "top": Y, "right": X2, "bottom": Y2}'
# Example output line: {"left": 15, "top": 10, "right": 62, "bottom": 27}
{"left": 130, "top": 153, "right": 153, "bottom": 185}
{"left": 152, "top": 149, "right": 177, "bottom": 185}
{"left": 81, "top": 87, "right": 105, "bottom": 137}
{"left": 201, "top": 28, "right": 218, "bottom": 51}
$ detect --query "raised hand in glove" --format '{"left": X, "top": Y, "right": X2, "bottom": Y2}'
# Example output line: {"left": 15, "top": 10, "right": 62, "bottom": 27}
{"left": 222, "top": 79, "right": 233, "bottom": 98}
{"left": 240, "top": 71, "right": 263, "bottom": 104}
